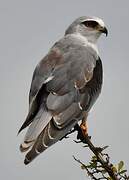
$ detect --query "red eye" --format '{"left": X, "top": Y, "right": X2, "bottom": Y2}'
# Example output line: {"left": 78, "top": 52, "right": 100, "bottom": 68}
{"left": 82, "top": 20, "right": 99, "bottom": 28}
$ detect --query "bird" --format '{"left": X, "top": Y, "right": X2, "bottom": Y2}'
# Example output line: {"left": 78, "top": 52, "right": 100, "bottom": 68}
{"left": 18, "top": 16, "right": 108, "bottom": 165}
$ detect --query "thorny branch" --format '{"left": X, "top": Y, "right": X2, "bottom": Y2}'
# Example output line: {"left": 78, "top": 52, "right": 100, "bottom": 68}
{"left": 63, "top": 124, "right": 129, "bottom": 180}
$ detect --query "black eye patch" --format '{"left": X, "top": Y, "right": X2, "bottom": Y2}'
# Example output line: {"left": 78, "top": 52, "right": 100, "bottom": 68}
{"left": 82, "top": 20, "right": 99, "bottom": 28}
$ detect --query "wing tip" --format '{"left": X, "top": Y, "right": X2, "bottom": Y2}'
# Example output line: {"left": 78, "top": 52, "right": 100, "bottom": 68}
{"left": 18, "top": 120, "right": 28, "bottom": 135}
{"left": 18, "top": 113, "right": 34, "bottom": 135}
{"left": 17, "top": 128, "right": 22, "bottom": 135}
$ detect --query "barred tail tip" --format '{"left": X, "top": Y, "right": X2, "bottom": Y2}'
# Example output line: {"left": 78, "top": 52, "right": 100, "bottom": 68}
{"left": 20, "top": 142, "right": 33, "bottom": 152}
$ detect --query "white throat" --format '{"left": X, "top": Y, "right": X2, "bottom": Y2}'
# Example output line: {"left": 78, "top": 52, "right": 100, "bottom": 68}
{"left": 72, "top": 33, "right": 99, "bottom": 56}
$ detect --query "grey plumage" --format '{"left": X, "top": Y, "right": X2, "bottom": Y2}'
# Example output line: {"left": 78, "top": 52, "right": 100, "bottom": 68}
{"left": 18, "top": 16, "right": 107, "bottom": 165}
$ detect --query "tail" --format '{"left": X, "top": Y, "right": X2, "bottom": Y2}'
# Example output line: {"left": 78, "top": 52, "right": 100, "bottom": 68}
{"left": 20, "top": 106, "right": 52, "bottom": 153}
{"left": 24, "top": 118, "right": 77, "bottom": 165}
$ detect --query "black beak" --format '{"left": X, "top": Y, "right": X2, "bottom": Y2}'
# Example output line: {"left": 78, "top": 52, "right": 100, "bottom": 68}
{"left": 101, "top": 27, "right": 108, "bottom": 36}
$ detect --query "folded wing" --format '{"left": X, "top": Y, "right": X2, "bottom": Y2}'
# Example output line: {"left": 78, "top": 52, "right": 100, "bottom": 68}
{"left": 19, "top": 40, "right": 102, "bottom": 164}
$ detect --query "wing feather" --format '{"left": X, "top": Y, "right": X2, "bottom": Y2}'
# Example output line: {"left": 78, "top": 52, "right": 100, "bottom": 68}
{"left": 19, "top": 36, "right": 102, "bottom": 165}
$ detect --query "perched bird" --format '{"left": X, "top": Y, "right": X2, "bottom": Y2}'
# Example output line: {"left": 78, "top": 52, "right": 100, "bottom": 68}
{"left": 18, "top": 16, "right": 108, "bottom": 165}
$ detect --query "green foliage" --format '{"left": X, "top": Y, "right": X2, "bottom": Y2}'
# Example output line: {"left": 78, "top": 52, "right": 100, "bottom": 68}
{"left": 74, "top": 149, "right": 129, "bottom": 179}
{"left": 118, "top": 161, "right": 124, "bottom": 172}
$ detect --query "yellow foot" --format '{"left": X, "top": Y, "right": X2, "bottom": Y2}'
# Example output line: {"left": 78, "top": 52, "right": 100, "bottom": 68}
{"left": 80, "top": 120, "right": 88, "bottom": 137}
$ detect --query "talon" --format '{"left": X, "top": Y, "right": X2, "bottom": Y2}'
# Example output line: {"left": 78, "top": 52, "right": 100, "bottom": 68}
{"left": 60, "top": 134, "right": 69, "bottom": 141}
{"left": 73, "top": 140, "right": 82, "bottom": 143}
{"left": 60, "top": 128, "right": 76, "bottom": 141}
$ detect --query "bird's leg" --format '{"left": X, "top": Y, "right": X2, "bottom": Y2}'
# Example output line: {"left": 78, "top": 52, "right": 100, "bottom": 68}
{"left": 80, "top": 112, "right": 88, "bottom": 137}
{"left": 80, "top": 119, "right": 88, "bottom": 137}
{"left": 60, "top": 113, "right": 89, "bottom": 141}
{"left": 75, "top": 115, "right": 106, "bottom": 152}
{"left": 74, "top": 112, "right": 91, "bottom": 143}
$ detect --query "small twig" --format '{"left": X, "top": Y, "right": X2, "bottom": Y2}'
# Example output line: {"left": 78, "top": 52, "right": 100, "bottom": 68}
{"left": 73, "top": 156, "right": 98, "bottom": 180}
{"left": 63, "top": 123, "right": 129, "bottom": 179}
{"left": 82, "top": 135, "right": 119, "bottom": 180}
{"left": 61, "top": 123, "right": 128, "bottom": 179}
{"left": 70, "top": 124, "right": 118, "bottom": 179}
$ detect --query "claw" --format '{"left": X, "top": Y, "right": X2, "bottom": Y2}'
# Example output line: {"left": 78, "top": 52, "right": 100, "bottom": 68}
{"left": 73, "top": 140, "right": 82, "bottom": 143}
{"left": 60, "top": 128, "right": 77, "bottom": 141}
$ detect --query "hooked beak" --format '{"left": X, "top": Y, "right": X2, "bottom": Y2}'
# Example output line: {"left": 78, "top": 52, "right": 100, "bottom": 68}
{"left": 98, "top": 26, "right": 108, "bottom": 36}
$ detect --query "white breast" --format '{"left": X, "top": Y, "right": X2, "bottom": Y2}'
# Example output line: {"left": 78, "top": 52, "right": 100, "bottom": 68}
{"left": 71, "top": 33, "right": 99, "bottom": 58}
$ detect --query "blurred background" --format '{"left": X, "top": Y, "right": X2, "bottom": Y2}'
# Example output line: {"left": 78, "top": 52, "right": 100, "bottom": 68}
{"left": 0, "top": 0, "right": 129, "bottom": 179}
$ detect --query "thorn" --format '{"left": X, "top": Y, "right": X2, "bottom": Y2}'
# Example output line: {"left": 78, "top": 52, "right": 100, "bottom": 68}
{"left": 83, "top": 145, "right": 89, "bottom": 148}
{"left": 94, "top": 145, "right": 109, "bottom": 153}
{"left": 102, "top": 145, "right": 109, "bottom": 151}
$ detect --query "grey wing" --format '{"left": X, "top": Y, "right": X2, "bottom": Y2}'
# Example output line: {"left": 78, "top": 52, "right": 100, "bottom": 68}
{"left": 19, "top": 44, "right": 101, "bottom": 165}
{"left": 18, "top": 48, "right": 62, "bottom": 134}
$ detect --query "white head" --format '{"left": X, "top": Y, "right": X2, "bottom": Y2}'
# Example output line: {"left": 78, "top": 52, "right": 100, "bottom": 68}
{"left": 65, "top": 16, "right": 108, "bottom": 43}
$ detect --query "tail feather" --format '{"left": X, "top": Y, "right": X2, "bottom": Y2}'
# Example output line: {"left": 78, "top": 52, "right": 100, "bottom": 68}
{"left": 20, "top": 106, "right": 52, "bottom": 153}
{"left": 23, "top": 118, "right": 77, "bottom": 165}
{"left": 24, "top": 109, "right": 51, "bottom": 142}
{"left": 20, "top": 141, "right": 34, "bottom": 152}
{"left": 24, "top": 126, "right": 47, "bottom": 165}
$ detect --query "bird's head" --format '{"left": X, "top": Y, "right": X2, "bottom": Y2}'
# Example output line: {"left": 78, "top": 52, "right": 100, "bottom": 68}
{"left": 65, "top": 16, "right": 108, "bottom": 43}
